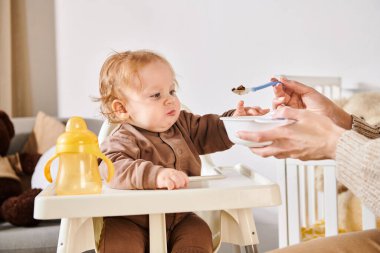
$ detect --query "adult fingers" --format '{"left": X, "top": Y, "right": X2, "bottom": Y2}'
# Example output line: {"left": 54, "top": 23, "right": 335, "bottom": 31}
{"left": 279, "top": 77, "right": 312, "bottom": 95}
{"left": 272, "top": 106, "right": 303, "bottom": 121}
{"left": 250, "top": 145, "right": 284, "bottom": 158}
{"left": 272, "top": 97, "right": 285, "bottom": 110}
{"left": 249, "top": 139, "right": 293, "bottom": 158}
{"left": 273, "top": 83, "right": 286, "bottom": 98}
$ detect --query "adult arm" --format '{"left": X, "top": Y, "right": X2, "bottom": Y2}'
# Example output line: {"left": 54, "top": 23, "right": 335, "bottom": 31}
{"left": 351, "top": 115, "right": 380, "bottom": 139}
{"left": 336, "top": 116, "right": 380, "bottom": 216}
{"left": 237, "top": 110, "right": 380, "bottom": 216}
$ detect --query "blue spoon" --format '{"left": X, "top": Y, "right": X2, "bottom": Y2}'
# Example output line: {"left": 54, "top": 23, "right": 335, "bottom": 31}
{"left": 232, "top": 81, "right": 281, "bottom": 95}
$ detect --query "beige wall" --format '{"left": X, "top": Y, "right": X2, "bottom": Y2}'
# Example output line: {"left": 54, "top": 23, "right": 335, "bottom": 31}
{"left": 26, "top": 0, "right": 57, "bottom": 116}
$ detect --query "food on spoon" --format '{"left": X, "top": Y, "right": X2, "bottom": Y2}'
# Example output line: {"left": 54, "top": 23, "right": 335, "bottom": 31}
{"left": 231, "top": 84, "right": 247, "bottom": 95}
{"left": 231, "top": 85, "right": 246, "bottom": 92}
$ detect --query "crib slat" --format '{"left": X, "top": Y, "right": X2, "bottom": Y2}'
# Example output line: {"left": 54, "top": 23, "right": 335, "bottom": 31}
{"left": 306, "top": 166, "right": 316, "bottom": 226}
{"left": 362, "top": 205, "right": 376, "bottom": 230}
{"left": 276, "top": 159, "right": 289, "bottom": 247}
{"left": 323, "top": 166, "right": 338, "bottom": 236}
{"left": 299, "top": 166, "right": 307, "bottom": 228}
{"left": 287, "top": 164, "right": 301, "bottom": 245}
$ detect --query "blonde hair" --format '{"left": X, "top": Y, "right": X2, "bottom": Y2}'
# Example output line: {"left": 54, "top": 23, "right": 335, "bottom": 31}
{"left": 97, "top": 50, "right": 176, "bottom": 123}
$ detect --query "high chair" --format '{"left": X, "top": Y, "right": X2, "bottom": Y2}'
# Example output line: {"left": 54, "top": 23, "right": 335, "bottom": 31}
{"left": 34, "top": 110, "right": 281, "bottom": 253}
{"left": 276, "top": 75, "right": 377, "bottom": 247}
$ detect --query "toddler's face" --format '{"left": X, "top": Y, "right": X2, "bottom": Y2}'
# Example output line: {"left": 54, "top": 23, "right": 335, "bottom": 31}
{"left": 119, "top": 61, "right": 180, "bottom": 132}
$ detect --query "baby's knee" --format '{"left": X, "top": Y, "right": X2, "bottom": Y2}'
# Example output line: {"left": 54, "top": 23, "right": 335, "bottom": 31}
{"left": 168, "top": 213, "right": 213, "bottom": 253}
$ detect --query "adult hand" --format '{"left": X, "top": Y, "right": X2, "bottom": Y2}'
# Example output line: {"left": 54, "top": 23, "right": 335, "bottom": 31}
{"left": 232, "top": 100, "right": 270, "bottom": 116}
{"left": 156, "top": 168, "right": 189, "bottom": 190}
{"left": 272, "top": 77, "right": 352, "bottom": 129}
{"left": 237, "top": 107, "right": 346, "bottom": 160}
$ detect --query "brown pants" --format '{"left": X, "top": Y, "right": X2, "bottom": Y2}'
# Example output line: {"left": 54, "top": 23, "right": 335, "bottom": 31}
{"left": 269, "top": 229, "right": 380, "bottom": 253}
{"left": 99, "top": 213, "right": 213, "bottom": 253}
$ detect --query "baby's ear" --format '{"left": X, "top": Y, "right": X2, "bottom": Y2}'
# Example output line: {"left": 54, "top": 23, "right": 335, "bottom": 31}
{"left": 111, "top": 99, "right": 129, "bottom": 120}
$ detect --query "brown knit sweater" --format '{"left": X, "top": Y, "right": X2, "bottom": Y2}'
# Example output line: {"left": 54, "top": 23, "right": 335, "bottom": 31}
{"left": 336, "top": 115, "right": 380, "bottom": 216}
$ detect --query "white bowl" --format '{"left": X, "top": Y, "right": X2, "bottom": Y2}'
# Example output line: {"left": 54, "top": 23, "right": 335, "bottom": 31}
{"left": 221, "top": 116, "right": 295, "bottom": 147}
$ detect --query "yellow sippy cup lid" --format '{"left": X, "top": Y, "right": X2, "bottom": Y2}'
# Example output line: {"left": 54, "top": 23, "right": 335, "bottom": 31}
{"left": 56, "top": 117, "right": 100, "bottom": 154}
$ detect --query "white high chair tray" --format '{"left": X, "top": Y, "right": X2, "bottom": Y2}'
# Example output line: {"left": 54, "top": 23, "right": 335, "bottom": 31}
{"left": 34, "top": 165, "right": 280, "bottom": 253}
{"left": 34, "top": 165, "right": 280, "bottom": 219}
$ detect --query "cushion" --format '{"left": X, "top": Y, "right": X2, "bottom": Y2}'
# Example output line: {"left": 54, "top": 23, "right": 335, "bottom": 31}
{"left": 0, "top": 156, "right": 20, "bottom": 181}
{"left": 22, "top": 111, "right": 65, "bottom": 154}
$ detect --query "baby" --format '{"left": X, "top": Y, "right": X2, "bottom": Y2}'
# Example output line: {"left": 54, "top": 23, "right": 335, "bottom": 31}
{"left": 97, "top": 50, "right": 268, "bottom": 253}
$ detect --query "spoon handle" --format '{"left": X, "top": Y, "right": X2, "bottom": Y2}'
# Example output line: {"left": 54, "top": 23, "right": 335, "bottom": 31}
{"left": 251, "top": 81, "right": 281, "bottom": 92}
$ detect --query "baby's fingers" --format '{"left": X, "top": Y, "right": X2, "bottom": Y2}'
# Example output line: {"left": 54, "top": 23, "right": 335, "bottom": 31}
{"left": 169, "top": 171, "right": 189, "bottom": 189}
{"left": 233, "top": 100, "right": 246, "bottom": 116}
{"left": 258, "top": 108, "right": 270, "bottom": 115}
{"left": 246, "top": 107, "right": 270, "bottom": 116}
{"left": 165, "top": 179, "right": 176, "bottom": 190}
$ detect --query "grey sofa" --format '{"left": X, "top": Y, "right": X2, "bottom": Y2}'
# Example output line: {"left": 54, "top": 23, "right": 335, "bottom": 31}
{"left": 0, "top": 117, "right": 103, "bottom": 253}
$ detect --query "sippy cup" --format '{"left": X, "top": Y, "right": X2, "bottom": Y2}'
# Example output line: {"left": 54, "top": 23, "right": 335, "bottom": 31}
{"left": 44, "top": 117, "right": 114, "bottom": 195}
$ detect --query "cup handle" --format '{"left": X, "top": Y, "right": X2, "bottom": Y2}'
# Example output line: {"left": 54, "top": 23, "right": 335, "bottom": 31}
{"left": 44, "top": 154, "right": 59, "bottom": 183}
{"left": 97, "top": 153, "right": 115, "bottom": 183}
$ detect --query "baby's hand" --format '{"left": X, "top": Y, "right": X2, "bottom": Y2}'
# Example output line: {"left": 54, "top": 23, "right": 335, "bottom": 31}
{"left": 156, "top": 168, "right": 189, "bottom": 190}
{"left": 232, "top": 100, "right": 270, "bottom": 116}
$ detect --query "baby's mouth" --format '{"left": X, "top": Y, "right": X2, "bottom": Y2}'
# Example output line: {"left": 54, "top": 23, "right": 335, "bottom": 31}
{"left": 167, "top": 110, "right": 176, "bottom": 116}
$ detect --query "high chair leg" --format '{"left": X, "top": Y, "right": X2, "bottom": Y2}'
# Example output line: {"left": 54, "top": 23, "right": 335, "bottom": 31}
{"left": 57, "top": 218, "right": 96, "bottom": 253}
{"left": 232, "top": 244, "right": 258, "bottom": 253}
{"left": 149, "top": 213, "right": 167, "bottom": 253}
{"left": 220, "top": 209, "right": 259, "bottom": 252}
{"left": 244, "top": 245, "right": 258, "bottom": 253}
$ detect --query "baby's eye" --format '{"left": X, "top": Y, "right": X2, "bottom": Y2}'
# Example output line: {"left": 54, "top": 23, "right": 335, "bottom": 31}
{"left": 170, "top": 90, "right": 176, "bottom": 96}
{"left": 150, "top": 93, "right": 161, "bottom": 99}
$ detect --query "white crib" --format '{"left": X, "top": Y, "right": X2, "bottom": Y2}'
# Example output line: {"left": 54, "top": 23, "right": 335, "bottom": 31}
{"left": 275, "top": 75, "right": 378, "bottom": 247}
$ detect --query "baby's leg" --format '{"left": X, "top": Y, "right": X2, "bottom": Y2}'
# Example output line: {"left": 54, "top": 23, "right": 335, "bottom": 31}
{"left": 168, "top": 213, "right": 213, "bottom": 253}
{"left": 99, "top": 217, "right": 149, "bottom": 253}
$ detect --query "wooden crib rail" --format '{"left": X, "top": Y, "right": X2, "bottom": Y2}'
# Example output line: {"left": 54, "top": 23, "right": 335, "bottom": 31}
{"left": 277, "top": 158, "right": 377, "bottom": 247}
